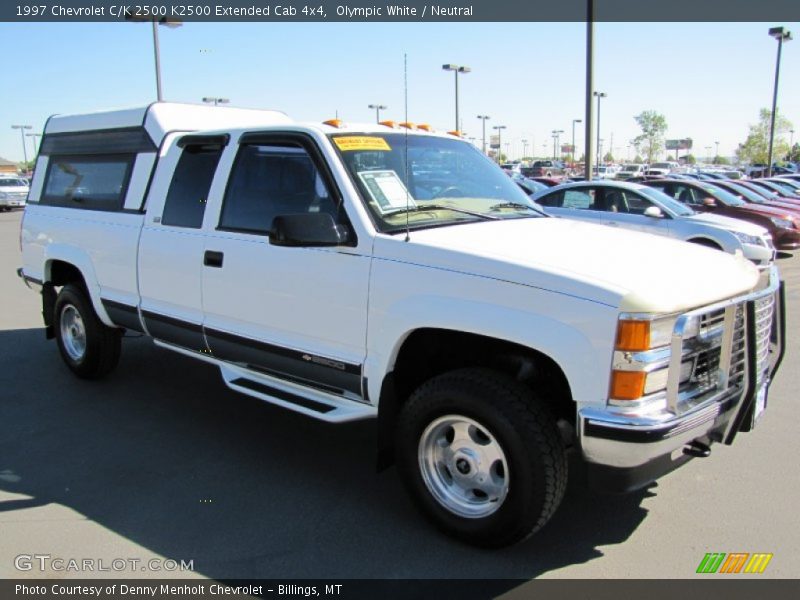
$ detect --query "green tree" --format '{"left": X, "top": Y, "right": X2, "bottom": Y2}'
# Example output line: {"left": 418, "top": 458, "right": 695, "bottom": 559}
{"left": 712, "top": 155, "right": 731, "bottom": 165}
{"left": 633, "top": 110, "right": 668, "bottom": 163}
{"left": 17, "top": 160, "right": 35, "bottom": 174}
{"left": 787, "top": 144, "right": 799, "bottom": 163}
{"left": 633, "top": 155, "right": 644, "bottom": 164}
{"left": 735, "top": 108, "right": 793, "bottom": 165}
{"left": 685, "top": 154, "right": 697, "bottom": 165}
{"left": 603, "top": 152, "right": 614, "bottom": 163}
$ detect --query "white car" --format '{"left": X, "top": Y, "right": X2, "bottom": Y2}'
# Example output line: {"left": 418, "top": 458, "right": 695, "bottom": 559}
{"left": 532, "top": 180, "right": 775, "bottom": 269}
{"left": 615, "top": 163, "right": 647, "bottom": 180}
{"left": 647, "top": 161, "right": 679, "bottom": 177}
{"left": 0, "top": 176, "right": 29, "bottom": 210}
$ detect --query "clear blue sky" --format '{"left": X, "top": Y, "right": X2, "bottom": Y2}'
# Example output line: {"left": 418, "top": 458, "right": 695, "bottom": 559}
{"left": 1, "top": 21, "right": 798, "bottom": 163}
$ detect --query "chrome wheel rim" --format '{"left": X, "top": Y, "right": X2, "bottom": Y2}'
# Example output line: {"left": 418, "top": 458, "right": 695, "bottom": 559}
{"left": 60, "top": 305, "right": 86, "bottom": 361}
{"left": 418, "top": 415, "right": 509, "bottom": 518}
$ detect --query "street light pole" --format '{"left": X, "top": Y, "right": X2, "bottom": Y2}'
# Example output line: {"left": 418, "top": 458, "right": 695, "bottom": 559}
{"left": 522, "top": 139, "right": 528, "bottom": 159}
{"left": 151, "top": 21, "right": 163, "bottom": 101}
{"left": 11, "top": 125, "right": 32, "bottom": 165}
{"left": 571, "top": 119, "right": 582, "bottom": 165}
{"left": 26, "top": 132, "right": 42, "bottom": 158}
{"left": 593, "top": 91, "right": 607, "bottom": 170}
{"left": 126, "top": 16, "right": 182, "bottom": 101}
{"left": 584, "top": 0, "right": 595, "bottom": 180}
{"left": 767, "top": 26, "right": 792, "bottom": 177}
{"left": 477, "top": 115, "right": 490, "bottom": 155}
{"left": 493, "top": 125, "right": 506, "bottom": 163}
{"left": 714, "top": 140, "right": 720, "bottom": 162}
{"left": 368, "top": 104, "right": 387, "bottom": 123}
{"left": 443, "top": 64, "right": 471, "bottom": 133}
{"left": 551, "top": 129, "right": 564, "bottom": 160}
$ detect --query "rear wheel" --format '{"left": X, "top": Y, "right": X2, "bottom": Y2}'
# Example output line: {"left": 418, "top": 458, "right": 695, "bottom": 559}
{"left": 54, "top": 284, "right": 121, "bottom": 379}
{"left": 396, "top": 368, "right": 567, "bottom": 547}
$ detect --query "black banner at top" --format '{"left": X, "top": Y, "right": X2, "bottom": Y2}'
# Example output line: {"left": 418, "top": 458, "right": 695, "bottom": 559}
{"left": 2, "top": 0, "right": 800, "bottom": 22}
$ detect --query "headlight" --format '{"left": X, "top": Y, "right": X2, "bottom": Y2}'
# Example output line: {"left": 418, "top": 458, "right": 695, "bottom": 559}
{"left": 610, "top": 313, "right": 700, "bottom": 404}
{"left": 615, "top": 314, "right": 698, "bottom": 351}
{"left": 769, "top": 216, "right": 794, "bottom": 229}
{"left": 732, "top": 231, "right": 763, "bottom": 246}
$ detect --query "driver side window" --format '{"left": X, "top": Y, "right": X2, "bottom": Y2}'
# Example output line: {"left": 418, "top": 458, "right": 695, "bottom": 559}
{"left": 219, "top": 143, "right": 341, "bottom": 235}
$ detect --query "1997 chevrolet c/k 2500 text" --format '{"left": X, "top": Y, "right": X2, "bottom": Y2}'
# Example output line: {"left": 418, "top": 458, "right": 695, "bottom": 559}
{"left": 18, "top": 103, "right": 785, "bottom": 547}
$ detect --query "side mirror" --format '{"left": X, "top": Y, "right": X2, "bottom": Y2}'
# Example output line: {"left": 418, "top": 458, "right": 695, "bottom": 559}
{"left": 270, "top": 213, "right": 352, "bottom": 247}
{"left": 643, "top": 206, "right": 664, "bottom": 218}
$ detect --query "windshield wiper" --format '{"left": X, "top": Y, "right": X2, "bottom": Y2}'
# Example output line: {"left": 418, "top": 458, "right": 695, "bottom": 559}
{"left": 383, "top": 204, "right": 499, "bottom": 220}
{"left": 489, "top": 201, "right": 543, "bottom": 214}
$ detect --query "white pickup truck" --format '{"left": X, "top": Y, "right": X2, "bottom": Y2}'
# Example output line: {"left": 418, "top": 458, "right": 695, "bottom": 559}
{"left": 18, "top": 103, "right": 785, "bottom": 547}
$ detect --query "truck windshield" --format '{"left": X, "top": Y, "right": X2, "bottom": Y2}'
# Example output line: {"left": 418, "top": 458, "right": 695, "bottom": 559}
{"left": 331, "top": 133, "right": 544, "bottom": 233}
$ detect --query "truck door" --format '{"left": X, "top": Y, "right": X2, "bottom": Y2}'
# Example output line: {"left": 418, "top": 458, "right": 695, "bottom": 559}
{"left": 200, "top": 133, "right": 370, "bottom": 399}
{"left": 137, "top": 135, "right": 226, "bottom": 351}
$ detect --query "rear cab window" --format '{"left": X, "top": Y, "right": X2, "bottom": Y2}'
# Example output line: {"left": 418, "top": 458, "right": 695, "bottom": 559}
{"left": 41, "top": 155, "right": 134, "bottom": 211}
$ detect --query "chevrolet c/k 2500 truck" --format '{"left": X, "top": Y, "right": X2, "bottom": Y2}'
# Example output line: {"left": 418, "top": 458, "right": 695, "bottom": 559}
{"left": 18, "top": 103, "right": 785, "bottom": 547}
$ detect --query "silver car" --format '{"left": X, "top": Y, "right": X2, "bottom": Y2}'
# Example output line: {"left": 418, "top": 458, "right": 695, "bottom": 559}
{"left": 532, "top": 180, "right": 775, "bottom": 269}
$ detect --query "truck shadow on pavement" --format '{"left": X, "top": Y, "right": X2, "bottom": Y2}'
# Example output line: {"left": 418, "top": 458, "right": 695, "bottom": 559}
{"left": 0, "top": 327, "right": 653, "bottom": 583}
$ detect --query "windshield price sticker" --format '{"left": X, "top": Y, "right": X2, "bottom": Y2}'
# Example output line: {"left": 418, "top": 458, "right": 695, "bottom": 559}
{"left": 333, "top": 136, "right": 392, "bottom": 152}
{"left": 358, "top": 170, "right": 416, "bottom": 214}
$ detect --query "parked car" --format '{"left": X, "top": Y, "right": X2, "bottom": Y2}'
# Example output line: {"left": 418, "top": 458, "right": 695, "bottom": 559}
{"left": 531, "top": 181, "right": 774, "bottom": 268}
{"left": 529, "top": 176, "right": 565, "bottom": 187}
{"left": 764, "top": 178, "right": 800, "bottom": 196}
{"left": 0, "top": 176, "right": 29, "bottom": 210}
{"left": 592, "top": 165, "right": 616, "bottom": 179}
{"left": 774, "top": 177, "right": 800, "bottom": 191}
{"left": 522, "top": 160, "right": 568, "bottom": 177}
{"left": 614, "top": 164, "right": 647, "bottom": 180}
{"left": 509, "top": 172, "right": 549, "bottom": 196}
{"left": 711, "top": 181, "right": 800, "bottom": 225}
{"left": 646, "top": 162, "right": 679, "bottom": 177}
{"left": 642, "top": 179, "right": 800, "bottom": 250}
{"left": 728, "top": 180, "right": 800, "bottom": 210}
{"left": 748, "top": 179, "right": 800, "bottom": 200}
{"left": 17, "top": 102, "right": 785, "bottom": 548}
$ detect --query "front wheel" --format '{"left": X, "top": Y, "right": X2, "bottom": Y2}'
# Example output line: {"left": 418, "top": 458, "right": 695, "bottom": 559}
{"left": 396, "top": 368, "right": 567, "bottom": 547}
{"left": 54, "top": 284, "right": 121, "bottom": 379}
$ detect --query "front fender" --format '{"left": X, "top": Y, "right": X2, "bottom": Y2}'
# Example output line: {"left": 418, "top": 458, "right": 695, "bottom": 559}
{"left": 366, "top": 290, "right": 617, "bottom": 408}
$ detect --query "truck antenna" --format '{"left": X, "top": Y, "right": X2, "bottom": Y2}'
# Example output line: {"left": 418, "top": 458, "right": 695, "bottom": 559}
{"left": 404, "top": 53, "right": 410, "bottom": 242}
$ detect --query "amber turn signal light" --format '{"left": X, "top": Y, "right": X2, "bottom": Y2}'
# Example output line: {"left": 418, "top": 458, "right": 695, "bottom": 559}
{"left": 609, "top": 370, "right": 647, "bottom": 401}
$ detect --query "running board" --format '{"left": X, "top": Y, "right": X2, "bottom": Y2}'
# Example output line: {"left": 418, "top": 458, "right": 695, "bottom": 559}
{"left": 154, "top": 340, "right": 376, "bottom": 423}
{"left": 220, "top": 364, "right": 376, "bottom": 423}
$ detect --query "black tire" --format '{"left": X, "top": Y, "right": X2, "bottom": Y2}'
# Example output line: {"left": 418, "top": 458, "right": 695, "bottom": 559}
{"left": 395, "top": 368, "right": 567, "bottom": 547}
{"left": 54, "top": 283, "right": 121, "bottom": 379}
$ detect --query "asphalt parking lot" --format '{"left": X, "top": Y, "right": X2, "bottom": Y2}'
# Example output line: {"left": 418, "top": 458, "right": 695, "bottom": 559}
{"left": 1, "top": 208, "right": 799, "bottom": 583}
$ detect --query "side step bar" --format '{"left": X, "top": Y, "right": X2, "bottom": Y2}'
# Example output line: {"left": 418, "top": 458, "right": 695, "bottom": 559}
{"left": 221, "top": 364, "right": 376, "bottom": 423}
{"left": 155, "top": 340, "right": 376, "bottom": 423}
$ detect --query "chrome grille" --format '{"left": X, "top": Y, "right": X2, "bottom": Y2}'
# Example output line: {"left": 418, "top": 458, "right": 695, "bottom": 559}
{"left": 753, "top": 293, "right": 775, "bottom": 387}
{"left": 667, "top": 278, "right": 778, "bottom": 416}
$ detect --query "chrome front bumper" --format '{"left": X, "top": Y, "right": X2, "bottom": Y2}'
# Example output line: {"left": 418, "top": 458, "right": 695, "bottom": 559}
{"left": 579, "top": 267, "right": 785, "bottom": 487}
